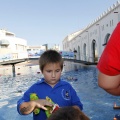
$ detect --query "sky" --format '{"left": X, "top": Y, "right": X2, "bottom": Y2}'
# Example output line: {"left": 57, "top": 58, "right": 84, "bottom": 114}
{"left": 0, "top": 0, "right": 118, "bottom": 49}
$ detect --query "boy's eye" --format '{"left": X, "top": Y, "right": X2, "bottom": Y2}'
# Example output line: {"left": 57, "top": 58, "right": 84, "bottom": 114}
{"left": 56, "top": 70, "right": 60, "bottom": 72}
{"left": 46, "top": 70, "right": 51, "bottom": 72}
{"left": 46, "top": 70, "right": 61, "bottom": 72}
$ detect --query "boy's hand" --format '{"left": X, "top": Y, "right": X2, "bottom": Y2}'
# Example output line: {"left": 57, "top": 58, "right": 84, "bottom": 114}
{"left": 35, "top": 99, "right": 53, "bottom": 110}
{"left": 20, "top": 99, "right": 53, "bottom": 115}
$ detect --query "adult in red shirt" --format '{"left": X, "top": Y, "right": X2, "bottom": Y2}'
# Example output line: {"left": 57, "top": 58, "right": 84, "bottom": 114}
{"left": 97, "top": 22, "right": 120, "bottom": 96}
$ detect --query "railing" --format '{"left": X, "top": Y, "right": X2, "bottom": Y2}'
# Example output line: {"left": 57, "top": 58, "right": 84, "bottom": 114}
{"left": 74, "top": 54, "right": 99, "bottom": 64}
{"left": 0, "top": 58, "right": 29, "bottom": 65}
{"left": 63, "top": 58, "right": 97, "bottom": 65}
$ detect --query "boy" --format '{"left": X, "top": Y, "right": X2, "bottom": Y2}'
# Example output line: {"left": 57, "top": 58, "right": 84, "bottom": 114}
{"left": 17, "top": 49, "right": 83, "bottom": 120}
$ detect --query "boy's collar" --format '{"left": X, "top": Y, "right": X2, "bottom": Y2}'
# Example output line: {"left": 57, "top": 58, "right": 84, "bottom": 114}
{"left": 37, "top": 78, "right": 45, "bottom": 83}
{"left": 37, "top": 78, "right": 63, "bottom": 86}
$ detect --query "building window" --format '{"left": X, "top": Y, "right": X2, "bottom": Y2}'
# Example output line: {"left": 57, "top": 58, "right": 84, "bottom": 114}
{"left": 1, "top": 45, "right": 8, "bottom": 48}
{"left": 118, "top": 13, "right": 120, "bottom": 21}
{"left": 110, "top": 21, "right": 111, "bottom": 27}
{"left": 15, "top": 44, "right": 17, "bottom": 50}
{"left": 102, "top": 25, "right": 104, "bottom": 31}
{"left": 112, "top": 20, "right": 114, "bottom": 26}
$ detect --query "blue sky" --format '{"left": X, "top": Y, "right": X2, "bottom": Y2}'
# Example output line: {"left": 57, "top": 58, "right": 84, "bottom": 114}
{"left": 0, "top": 0, "right": 118, "bottom": 49}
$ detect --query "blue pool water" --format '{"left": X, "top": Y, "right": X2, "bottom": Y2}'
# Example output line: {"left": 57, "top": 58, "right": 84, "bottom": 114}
{"left": 0, "top": 62, "right": 120, "bottom": 120}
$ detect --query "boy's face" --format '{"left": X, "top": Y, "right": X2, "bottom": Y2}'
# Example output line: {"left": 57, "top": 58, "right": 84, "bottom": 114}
{"left": 42, "top": 63, "right": 62, "bottom": 87}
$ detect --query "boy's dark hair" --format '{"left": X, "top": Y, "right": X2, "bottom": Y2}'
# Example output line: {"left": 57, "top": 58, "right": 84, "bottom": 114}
{"left": 47, "top": 106, "right": 90, "bottom": 120}
{"left": 39, "top": 49, "right": 63, "bottom": 72}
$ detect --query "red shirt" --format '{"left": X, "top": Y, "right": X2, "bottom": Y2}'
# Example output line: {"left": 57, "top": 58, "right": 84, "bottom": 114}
{"left": 97, "top": 22, "right": 120, "bottom": 76}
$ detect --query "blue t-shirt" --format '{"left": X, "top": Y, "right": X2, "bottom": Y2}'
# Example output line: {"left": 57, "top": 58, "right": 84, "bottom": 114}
{"left": 17, "top": 78, "right": 83, "bottom": 120}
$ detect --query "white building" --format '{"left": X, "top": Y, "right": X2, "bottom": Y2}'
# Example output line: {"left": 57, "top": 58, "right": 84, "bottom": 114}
{"left": 27, "top": 45, "right": 46, "bottom": 58}
{"left": 62, "top": 0, "right": 120, "bottom": 63}
{"left": 27, "top": 45, "right": 46, "bottom": 52}
{"left": 0, "top": 29, "right": 28, "bottom": 61}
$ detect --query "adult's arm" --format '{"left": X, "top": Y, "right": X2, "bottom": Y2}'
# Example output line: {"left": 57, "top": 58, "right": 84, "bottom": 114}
{"left": 98, "top": 71, "right": 120, "bottom": 96}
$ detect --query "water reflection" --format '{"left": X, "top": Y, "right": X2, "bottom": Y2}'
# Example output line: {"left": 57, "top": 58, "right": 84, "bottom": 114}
{"left": 0, "top": 62, "right": 120, "bottom": 120}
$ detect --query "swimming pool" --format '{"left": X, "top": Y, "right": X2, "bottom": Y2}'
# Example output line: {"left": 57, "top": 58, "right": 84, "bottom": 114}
{"left": 0, "top": 62, "right": 120, "bottom": 120}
